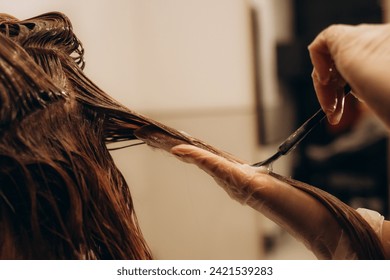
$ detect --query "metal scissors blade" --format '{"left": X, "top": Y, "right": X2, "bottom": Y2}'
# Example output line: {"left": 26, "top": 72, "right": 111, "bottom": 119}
{"left": 252, "top": 86, "right": 351, "bottom": 168}
{"left": 252, "top": 107, "right": 326, "bottom": 167}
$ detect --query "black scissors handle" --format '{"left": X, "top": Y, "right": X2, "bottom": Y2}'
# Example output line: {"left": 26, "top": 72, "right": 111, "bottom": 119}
{"left": 278, "top": 107, "right": 326, "bottom": 156}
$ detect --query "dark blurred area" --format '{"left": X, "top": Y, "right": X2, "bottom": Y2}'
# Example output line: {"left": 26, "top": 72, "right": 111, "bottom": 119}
{"left": 277, "top": 0, "right": 389, "bottom": 217}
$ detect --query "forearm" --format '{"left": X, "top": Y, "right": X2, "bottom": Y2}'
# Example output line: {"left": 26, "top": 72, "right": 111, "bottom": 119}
{"left": 244, "top": 173, "right": 346, "bottom": 259}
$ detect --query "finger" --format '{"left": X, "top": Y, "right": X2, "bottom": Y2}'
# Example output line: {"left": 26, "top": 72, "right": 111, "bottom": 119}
{"left": 308, "top": 29, "right": 334, "bottom": 85}
{"left": 171, "top": 144, "right": 273, "bottom": 205}
{"left": 312, "top": 69, "right": 346, "bottom": 125}
{"left": 309, "top": 28, "right": 339, "bottom": 124}
{"left": 312, "top": 69, "right": 337, "bottom": 113}
{"left": 171, "top": 144, "right": 264, "bottom": 187}
{"left": 332, "top": 85, "right": 346, "bottom": 124}
{"left": 308, "top": 25, "right": 349, "bottom": 82}
{"left": 308, "top": 25, "right": 350, "bottom": 125}
{"left": 171, "top": 144, "right": 247, "bottom": 178}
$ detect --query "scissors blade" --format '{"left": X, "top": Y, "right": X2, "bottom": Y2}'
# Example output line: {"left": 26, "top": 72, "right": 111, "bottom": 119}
{"left": 252, "top": 85, "right": 352, "bottom": 167}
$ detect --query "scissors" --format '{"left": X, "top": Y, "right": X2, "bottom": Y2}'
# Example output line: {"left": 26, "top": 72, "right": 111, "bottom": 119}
{"left": 252, "top": 85, "right": 352, "bottom": 168}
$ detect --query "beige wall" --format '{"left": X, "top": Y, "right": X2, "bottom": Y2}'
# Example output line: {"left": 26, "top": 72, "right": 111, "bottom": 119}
{"left": 111, "top": 0, "right": 262, "bottom": 259}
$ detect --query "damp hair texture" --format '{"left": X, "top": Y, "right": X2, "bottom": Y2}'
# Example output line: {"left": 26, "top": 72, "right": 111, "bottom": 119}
{"left": 0, "top": 12, "right": 385, "bottom": 260}
{"left": 0, "top": 12, "right": 154, "bottom": 259}
{"left": 269, "top": 173, "right": 385, "bottom": 259}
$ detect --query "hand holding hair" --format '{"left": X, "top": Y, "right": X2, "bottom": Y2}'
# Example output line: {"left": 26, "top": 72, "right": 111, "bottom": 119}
{"left": 170, "top": 144, "right": 388, "bottom": 259}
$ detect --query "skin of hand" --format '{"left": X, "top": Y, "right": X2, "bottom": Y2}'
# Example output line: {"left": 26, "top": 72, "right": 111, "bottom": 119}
{"left": 308, "top": 23, "right": 390, "bottom": 127}
{"left": 171, "top": 144, "right": 356, "bottom": 259}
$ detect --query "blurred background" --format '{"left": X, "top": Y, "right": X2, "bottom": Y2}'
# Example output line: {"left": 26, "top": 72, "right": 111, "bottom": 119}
{"left": 2, "top": 0, "right": 390, "bottom": 259}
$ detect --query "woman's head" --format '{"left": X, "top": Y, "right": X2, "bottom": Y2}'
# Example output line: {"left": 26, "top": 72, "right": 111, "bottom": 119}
{"left": 0, "top": 12, "right": 151, "bottom": 259}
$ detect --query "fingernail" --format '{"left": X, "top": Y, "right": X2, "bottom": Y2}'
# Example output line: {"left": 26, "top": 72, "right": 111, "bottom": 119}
{"left": 327, "top": 107, "right": 344, "bottom": 125}
{"left": 312, "top": 69, "right": 329, "bottom": 86}
{"left": 172, "top": 152, "right": 183, "bottom": 159}
{"left": 325, "top": 106, "right": 336, "bottom": 115}
{"left": 172, "top": 152, "right": 192, "bottom": 164}
{"left": 171, "top": 146, "right": 193, "bottom": 163}
{"left": 171, "top": 148, "right": 184, "bottom": 157}
{"left": 324, "top": 104, "right": 337, "bottom": 124}
{"left": 328, "top": 113, "right": 342, "bottom": 125}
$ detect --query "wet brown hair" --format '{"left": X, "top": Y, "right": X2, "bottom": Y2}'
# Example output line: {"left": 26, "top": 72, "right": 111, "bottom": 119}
{"left": 0, "top": 12, "right": 385, "bottom": 259}
{"left": 0, "top": 12, "right": 153, "bottom": 259}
